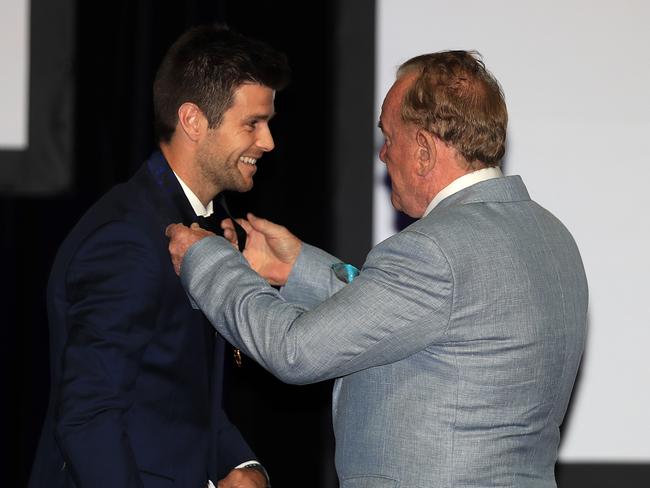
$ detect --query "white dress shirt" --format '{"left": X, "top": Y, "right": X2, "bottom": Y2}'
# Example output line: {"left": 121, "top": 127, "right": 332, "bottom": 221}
{"left": 172, "top": 173, "right": 268, "bottom": 485}
{"left": 173, "top": 172, "right": 214, "bottom": 217}
{"left": 423, "top": 166, "right": 503, "bottom": 217}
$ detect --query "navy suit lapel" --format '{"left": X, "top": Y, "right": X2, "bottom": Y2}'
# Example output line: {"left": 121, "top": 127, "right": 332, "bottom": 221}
{"left": 140, "top": 151, "right": 245, "bottom": 478}
{"left": 141, "top": 151, "right": 197, "bottom": 229}
{"left": 141, "top": 150, "right": 220, "bottom": 380}
{"left": 142, "top": 150, "right": 234, "bottom": 235}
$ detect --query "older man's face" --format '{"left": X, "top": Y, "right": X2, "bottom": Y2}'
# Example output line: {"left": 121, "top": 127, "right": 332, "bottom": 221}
{"left": 378, "top": 74, "right": 426, "bottom": 218}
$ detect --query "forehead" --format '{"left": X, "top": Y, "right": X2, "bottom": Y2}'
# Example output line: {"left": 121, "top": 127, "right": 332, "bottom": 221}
{"left": 380, "top": 73, "right": 415, "bottom": 127}
{"left": 229, "top": 83, "right": 275, "bottom": 113}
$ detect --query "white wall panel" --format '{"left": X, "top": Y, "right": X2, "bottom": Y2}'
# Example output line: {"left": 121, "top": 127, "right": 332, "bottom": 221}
{"left": 0, "top": 0, "right": 29, "bottom": 149}
{"left": 375, "top": 0, "right": 650, "bottom": 461}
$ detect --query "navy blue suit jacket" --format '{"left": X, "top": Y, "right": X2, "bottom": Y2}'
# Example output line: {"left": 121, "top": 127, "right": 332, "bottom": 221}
{"left": 29, "top": 152, "right": 255, "bottom": 488}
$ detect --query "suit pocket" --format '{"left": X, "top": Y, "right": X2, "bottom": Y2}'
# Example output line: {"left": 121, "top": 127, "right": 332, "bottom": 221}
{"left": 341, "top": 475, "right": 399, "bottom": 488}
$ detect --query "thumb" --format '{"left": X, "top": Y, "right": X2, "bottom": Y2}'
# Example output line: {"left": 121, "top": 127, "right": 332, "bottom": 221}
{"left": 247, "top": 213, "right": 281, "bottom": 236}
{"left": 247, "top": 213, "right": 268, "bottom": 232}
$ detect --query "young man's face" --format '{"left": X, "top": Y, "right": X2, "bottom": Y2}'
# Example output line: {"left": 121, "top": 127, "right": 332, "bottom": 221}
{"left": 197, "top": 83, "right": 276, "bottom": 193}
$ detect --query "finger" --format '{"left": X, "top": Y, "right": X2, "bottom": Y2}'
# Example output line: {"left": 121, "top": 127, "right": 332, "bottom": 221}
{"left": 168, "top": 241, "right": 180, "bottom": 273}
{"left": 222, "top": 228, "right": 238, "bottom": 246}
{"left": 165, "top": 223, "right": 182, "bottom": 238}
{"left": 190, "top": 222, "right": 201, "bottom": 229}
{"left": 220, "top": 218, "right": 236, "bottom": 231}
{"left": 246, "top": 213, "right": 270, "bottom": 232}
{"left": 248, "top": 212, "right": 285, "bottom": 237}
{"left": 221, "top": 217, "right": 253, "bottom": 235}
{"left": 236, "top": 218, "right": 253, "bottom": 234}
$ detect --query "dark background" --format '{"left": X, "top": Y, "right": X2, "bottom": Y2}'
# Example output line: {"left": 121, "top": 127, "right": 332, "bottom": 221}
{"left": 3, "top": 1, "right": 374, "bottom": 487}
{"left": 2, "top": 0, "right": 648, "bottom": 486}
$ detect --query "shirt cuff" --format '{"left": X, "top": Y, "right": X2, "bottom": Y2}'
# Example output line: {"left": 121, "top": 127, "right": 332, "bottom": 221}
{"left": 235, "top": 460, "right": 270, "bottom": 487}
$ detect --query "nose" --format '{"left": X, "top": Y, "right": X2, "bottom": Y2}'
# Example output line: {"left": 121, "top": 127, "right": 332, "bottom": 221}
{"left": 257, "top": 125, "right": 275, "bottom": 152}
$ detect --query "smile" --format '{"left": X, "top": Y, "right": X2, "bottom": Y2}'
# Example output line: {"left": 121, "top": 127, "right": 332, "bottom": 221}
{"left": 239, "top": 156, "right": 257, "bottom": 165}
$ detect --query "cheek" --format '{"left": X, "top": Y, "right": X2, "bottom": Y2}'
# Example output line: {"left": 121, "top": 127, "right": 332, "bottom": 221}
{"left": 243, "top": 131, "right": 257, "bottom": 148}
{"left": 387, "top": 162, "right": 401, "bottom": 181}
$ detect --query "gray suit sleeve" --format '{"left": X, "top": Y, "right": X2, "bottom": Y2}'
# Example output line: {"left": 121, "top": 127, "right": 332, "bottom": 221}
{"left": 181, "top": 231, "right": 453, "bottom": 384}
{"left": 279, "top": 243, "right": 346, "bottom": 308}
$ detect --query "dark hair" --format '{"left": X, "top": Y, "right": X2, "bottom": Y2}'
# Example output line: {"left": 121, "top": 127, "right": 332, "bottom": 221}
{"left": 398, "top": 50, "right": 507, "bottom": 166}
{"left": 153, "top": 24, "right": 290, "bottom": 143}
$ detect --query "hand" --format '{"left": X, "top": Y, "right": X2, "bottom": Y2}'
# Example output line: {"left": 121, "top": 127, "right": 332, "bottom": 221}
{"left": 222, "top": 213, "right": 301, "bottom": 286}
{"left": 165, "top": 223, "right": 214, "bottom": 275}
{"left": 217, "top": 467, "right": 267, "bottom": 488}
{"left": 220, "top": 218, "right": 244, "bottom": 251}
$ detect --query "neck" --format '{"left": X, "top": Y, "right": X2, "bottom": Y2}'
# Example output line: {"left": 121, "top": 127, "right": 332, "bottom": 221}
{"left": 160, "top": 142, "right": 218, "bottom": 206}
{"left": 431, "top": 165, "right": 468, "bottom": 197}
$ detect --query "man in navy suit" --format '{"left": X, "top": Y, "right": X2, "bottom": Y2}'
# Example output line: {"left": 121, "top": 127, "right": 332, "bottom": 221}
{"left": 29, "top": 24, "right": 290, "bottom": 488}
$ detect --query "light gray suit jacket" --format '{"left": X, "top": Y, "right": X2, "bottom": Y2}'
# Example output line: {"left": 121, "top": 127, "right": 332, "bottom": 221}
{"left": 181, "top": 175, "right": 588, "bottom": 487}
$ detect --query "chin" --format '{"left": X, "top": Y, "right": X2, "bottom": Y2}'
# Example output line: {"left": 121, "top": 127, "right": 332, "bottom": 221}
{"left": 239, "top": 179, "right": 254, "bottom": 192}
{"left": 223, "top": 178, "right": 253, "bottom": 193}
{"left": 390, "top": 194, "right": 402, "bottom": 213}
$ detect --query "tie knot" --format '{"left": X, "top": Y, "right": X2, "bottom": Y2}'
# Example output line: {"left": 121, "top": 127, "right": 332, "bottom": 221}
{"left": 196, "top": 213, "right": 247, "bottom": 252}
{"left": 196, "top": 213, "right": 220, "bottom": 233}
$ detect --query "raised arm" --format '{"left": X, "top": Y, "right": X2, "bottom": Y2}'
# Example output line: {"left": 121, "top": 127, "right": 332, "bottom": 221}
{"left": 178, "top": 229, "right": 453, "bottom": 385}
{"left": 221, "top": 213, "right": 301, "bottom": 286}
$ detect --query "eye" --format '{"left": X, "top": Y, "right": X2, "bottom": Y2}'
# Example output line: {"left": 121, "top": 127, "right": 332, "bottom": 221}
{"left": 243, "top": 118, "right": 259, "bottom": 130}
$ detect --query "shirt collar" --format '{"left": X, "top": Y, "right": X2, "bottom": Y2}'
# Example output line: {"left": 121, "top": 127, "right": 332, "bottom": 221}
{"left": 172, "top": 171, "right": 214, "bottom": 217}
{"left": 423, "top": 166, "right": 503, "bottom": 217}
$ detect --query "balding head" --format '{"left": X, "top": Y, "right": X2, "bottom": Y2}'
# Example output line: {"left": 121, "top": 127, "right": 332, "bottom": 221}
{"left": 397, "top": 50, "right": 507, "bottom": 168}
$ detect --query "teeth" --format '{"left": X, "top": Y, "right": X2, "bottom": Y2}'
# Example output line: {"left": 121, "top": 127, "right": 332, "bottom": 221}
{"left": 239, "top": 156, "right": 257, "bottom": 165}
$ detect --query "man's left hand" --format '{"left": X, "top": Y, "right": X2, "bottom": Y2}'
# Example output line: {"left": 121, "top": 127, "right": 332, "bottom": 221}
{"left": 166, "top": 223, "right": 214, "bottom": 275}
{"left": 217, "top": 467, "right": 267, "bottom": 488}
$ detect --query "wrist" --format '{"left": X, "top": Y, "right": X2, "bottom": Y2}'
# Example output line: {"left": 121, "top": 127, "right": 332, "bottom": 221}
{"left": 236, "top": 462, "right": 270, "bottom": 488}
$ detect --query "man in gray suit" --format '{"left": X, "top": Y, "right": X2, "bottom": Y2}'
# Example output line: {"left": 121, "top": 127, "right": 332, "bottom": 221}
{"left": 167, "top": 51, "right": 588, "bottom": 487}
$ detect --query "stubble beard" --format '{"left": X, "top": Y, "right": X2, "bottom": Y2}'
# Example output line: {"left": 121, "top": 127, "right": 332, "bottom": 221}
{"left": 197, "top": 146, "right": 249, "bottom": 195}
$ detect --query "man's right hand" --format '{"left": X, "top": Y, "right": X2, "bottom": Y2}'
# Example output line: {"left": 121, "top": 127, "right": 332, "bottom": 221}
{"left": 166, "top": 223, "right": 215, "bottom": 276}
{"left": 221, "top": 213, "right": 301, "bottom": 286}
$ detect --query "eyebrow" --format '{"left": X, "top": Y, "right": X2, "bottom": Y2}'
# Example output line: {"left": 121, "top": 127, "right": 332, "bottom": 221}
{"left": 247, "top": 111, "right": 276, "bottom": 122}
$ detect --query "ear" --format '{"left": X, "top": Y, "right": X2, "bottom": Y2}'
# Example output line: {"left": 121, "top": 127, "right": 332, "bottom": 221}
{"left": 415, "top": 129, "right": 436, "bottom": 175}
{"left": 177, "top": 102, "right": 207, "bottom": 142}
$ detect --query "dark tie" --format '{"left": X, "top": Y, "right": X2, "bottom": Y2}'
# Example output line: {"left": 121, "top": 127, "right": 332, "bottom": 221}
{"left": 196, "top": 199, "right": 245, "bottom": 367}
{"left": 195, "top": 213, "right": 221, "bottom": 233}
